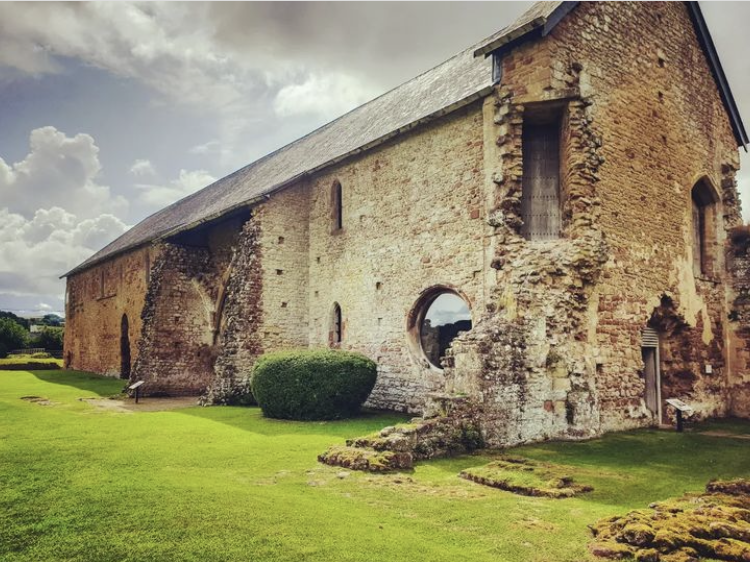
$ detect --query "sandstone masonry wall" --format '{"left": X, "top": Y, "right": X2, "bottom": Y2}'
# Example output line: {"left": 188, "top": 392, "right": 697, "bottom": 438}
{"left": 440, "top": 1, "right": 746, "bottom": 449}
{"left": 303, "top": 104, "right": 487, "bottom": 412}
{"left": 64, "top": 245, "right": 156, "bottom": 378}
{"left": 552, "top": 2, "right": 742, "bottom": 428}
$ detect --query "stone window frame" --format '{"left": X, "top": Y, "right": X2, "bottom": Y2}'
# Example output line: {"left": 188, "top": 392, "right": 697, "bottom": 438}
{"left": 520, "top": 102, "right": 567, "bottom": 242}
{"left": 329, "top": 302, "right": 343, "bottom": 347}
{"left": 330, "top": 179, "right": 344, "bottom": 234}
{"left": 690, "top": 176, "right": 721, "bottom": 280}
{"left": 406, "top": 285, "right": 472, "bottom": 372}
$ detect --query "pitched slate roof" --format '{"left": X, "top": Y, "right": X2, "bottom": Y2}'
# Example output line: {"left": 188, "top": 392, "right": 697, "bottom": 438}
{"left": 65, "top": 3, "right": 568, "bottom": 278}
{"left": 65, "top": 1, "right": 747, "bottom": 277}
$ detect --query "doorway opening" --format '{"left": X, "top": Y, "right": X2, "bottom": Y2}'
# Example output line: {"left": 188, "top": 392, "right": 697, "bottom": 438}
{"left": 641, "top": 326, "right": 661, "bottom": 422}
{"left": 120, "top": 313, "right": 131, "bottom": 380}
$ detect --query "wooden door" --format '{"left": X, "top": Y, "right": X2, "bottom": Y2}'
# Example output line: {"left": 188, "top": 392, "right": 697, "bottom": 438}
{"left": 641, "top": 327, "right": 661, "bottom": 419}
{"left": 642, "top": 347, "right": 659, "bottom": 415}
{"left": 521, "top": 123, "right": 561, "bottom": 240}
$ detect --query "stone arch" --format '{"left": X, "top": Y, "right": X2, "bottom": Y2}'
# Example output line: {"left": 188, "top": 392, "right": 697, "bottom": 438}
{"left": 646, "top": 296, "right": 697, "bottom": 417}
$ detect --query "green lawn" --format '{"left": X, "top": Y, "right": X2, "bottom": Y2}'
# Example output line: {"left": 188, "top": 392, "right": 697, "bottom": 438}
{"left": 1, "top": 370, "right": 748, "bottom": 562}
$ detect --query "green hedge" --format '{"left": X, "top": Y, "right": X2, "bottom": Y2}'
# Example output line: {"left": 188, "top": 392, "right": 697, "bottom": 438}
{"left": 251, "top": 349, "right": 377, "bottom": 420}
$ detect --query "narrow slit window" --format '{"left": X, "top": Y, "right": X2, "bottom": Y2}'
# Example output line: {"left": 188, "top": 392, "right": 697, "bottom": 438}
{"left": 521, "top": 118, "right": 561, "bottom": 241}
{"left": 332, "top": 180, "right": 343, "bottom": 232}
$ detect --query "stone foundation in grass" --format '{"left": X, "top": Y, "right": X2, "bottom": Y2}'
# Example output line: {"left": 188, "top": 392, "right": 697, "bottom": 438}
{"left": 590, "top": 479, "right": 750, "bottom": 562}
{"left": 318, "top": 412, "right": 484, "bottom": 472}
{"left": 460, "top": 456, "right": 594, "bottom": 498}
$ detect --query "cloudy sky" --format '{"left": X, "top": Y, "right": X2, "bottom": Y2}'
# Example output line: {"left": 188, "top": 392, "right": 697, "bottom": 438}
{"left": 0, "top": 2, "right": 749, "bottom": 317}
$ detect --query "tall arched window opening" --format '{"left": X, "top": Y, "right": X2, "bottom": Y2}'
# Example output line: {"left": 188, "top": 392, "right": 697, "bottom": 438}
{"left": 331, "top": 303, "right": 342, "bottom": 345}
{"left": 691, "top": 179, "right": 718, "bottom": 277}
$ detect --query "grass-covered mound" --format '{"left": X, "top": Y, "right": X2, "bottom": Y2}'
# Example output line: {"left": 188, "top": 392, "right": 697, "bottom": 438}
{"left": 460, "top": 456, "right": 593, "bottom": 498}
{"left": 0, "top": 354, "right": 63, "bottom": 370}
{"left": 251, "top": 349, "right": 377, "bottom": 420}
{"left": 590, "top": 479, "right": 750, "bottom": 562}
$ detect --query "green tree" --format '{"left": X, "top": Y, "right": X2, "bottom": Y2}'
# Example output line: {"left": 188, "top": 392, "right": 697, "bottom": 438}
{"left": 0, "top": 317, "right": 29, "bottom": 358}
{"left": 0, "top": 311, "right": 30, "bottom": 330}
{"left": 36, "top": 327, "right": 64, "bottom": 351}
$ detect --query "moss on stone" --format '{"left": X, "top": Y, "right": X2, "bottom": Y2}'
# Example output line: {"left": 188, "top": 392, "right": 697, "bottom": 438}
{"left": 590, "top": 479, "right": 750, "bottom": 562}
{"left": 460, "top": 456, "right": 593, "bottom": 498}
{"left": 318, "top": 445, "right": 413, "bottom": 473}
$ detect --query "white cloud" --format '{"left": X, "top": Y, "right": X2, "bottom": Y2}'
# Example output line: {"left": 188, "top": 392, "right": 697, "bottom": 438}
{"left": 273, "top": 73, "right": 374, "bottom": 120}
{"left": 0, "top": 126, "right": 127, "bottom": 220}
{"left": 130, "top": 158, "right": 156, "bottom": 177}
{"left": 136, "top": 169, "right": 216, "bottom": 208}
{"left": 0, "top": 207, "right": 128, "bottom": 300}
{"left": 0, "top": 3, "right": 385, "bottom": 170}
{"left": 37, "top": 302, "right": 52, "bottom": 311}
{"left": 0, "top": 125, "right": 132, "bottom": 308}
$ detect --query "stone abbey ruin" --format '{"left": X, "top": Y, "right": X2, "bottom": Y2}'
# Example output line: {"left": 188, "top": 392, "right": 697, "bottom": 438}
{"left": 64, "top": 1, "right": 750, "bottom": 448}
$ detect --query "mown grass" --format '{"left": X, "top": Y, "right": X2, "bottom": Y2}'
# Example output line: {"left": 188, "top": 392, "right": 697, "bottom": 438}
{"left": 1, "top": 369, "right": 748, "bottom": 562}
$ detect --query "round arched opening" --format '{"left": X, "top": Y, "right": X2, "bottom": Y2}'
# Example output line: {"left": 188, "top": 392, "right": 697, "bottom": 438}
{"left": 409, "top": 289, "right": 472, "bottom": 370}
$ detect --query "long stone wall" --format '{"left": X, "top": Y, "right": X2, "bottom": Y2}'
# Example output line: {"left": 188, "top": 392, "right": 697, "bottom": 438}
{"left": 64, "top": 245, "right": 155, "bottom": 378}
{"left": 303, "top": 103, "right": 488, "bottom": 412}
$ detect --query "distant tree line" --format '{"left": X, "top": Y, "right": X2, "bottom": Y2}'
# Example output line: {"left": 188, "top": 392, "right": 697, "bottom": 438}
{"left": 0, "top": 311, "right": 64, "bottom": 358}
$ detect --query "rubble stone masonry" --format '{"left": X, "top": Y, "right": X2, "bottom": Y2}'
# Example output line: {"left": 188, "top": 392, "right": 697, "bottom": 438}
{"left": 65, "top": 2, "right": 750, "bottom": 446}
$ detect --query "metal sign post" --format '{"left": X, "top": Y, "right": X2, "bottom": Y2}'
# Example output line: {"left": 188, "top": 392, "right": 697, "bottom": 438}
{"left": 128, "top": 380, "right": 145, "bottom": 404}
{"left": 665, "top": 398, "right": 694, "bottom": 432}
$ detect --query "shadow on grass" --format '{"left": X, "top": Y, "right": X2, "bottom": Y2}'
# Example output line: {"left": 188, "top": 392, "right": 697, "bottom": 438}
{"left": 30, "top": 369, "right": 126, "bottom": 397}
{"left": 177, "top": 405, "right": 410, "bottom": 440}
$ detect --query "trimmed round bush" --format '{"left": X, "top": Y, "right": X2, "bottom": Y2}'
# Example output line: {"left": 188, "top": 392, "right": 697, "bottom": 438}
{"left": 251, "top": 349, "right": 377, "bottom": 420}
